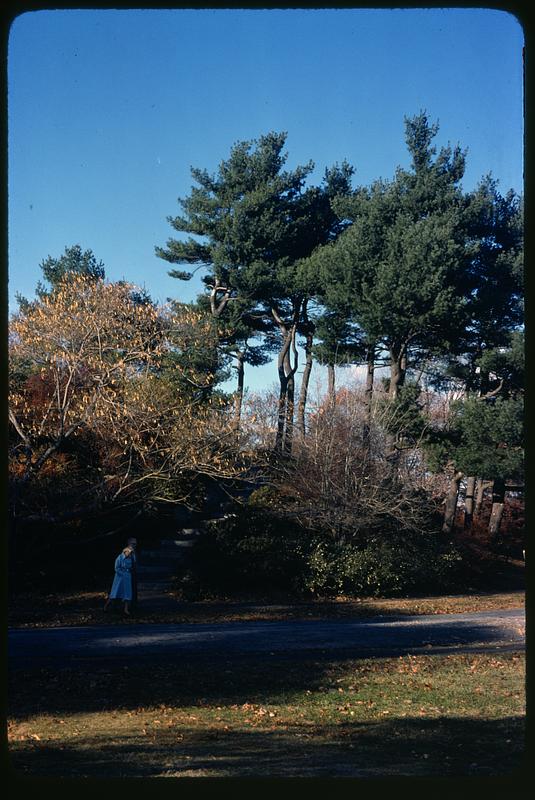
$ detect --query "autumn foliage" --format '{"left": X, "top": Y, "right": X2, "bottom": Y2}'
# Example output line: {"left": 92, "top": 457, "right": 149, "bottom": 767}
{"left": 9, "top": 276, "right": 242, "bottom": 526}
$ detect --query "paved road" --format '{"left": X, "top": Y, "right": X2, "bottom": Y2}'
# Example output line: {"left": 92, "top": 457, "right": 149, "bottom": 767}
{"left": 8, "top": 608, "right": 525, "bottom": 668}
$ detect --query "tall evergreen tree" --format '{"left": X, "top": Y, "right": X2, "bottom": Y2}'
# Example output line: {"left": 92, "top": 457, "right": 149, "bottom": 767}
{"left": 16, "top": 244, "right": 106, "bottom": 311}
{"left": 427, "top": 178, "right": 523, "bottom": 534}
{"left": 313, "top": 113, "right": 471, "bottom": 402}
{"left": 441, "top": 177, "right": 523, "bottom": 394}
{"left": 156, "top": 133, "right": 353, "bottom": 453}
{"left": 425, "top": 329, "right": 524, "bottom": 535}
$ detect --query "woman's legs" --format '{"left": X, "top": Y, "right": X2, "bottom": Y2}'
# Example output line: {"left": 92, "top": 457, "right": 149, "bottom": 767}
{"left": 124, "top": 601, "right": 130, "bottom": 615}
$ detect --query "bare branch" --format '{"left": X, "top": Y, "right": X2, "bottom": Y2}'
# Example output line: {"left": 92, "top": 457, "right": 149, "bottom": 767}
{"left": 477, "top": 379, "right": 505, "bottom": 401}
{"left": 9, "top": 407, "right": 32, "bottom": 448}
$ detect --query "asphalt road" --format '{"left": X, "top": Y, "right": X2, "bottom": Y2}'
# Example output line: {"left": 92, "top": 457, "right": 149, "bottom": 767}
{"left": 8, "top": 608, "right": 525, "bottom": 668}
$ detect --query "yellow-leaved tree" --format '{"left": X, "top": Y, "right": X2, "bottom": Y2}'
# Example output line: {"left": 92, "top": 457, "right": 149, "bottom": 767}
{"left": 9, "top": 275, "right": 241, "bottom": 532}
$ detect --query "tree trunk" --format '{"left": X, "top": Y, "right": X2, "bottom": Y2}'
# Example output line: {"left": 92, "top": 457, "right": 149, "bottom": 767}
{"left": 284, "top": 368, "right": 295, "bottom": 455}
{"left": 209, "top": 280, "right": 231, "bottom": 317}
{"left": 464, "top": 476, "right": 476, "bottom": 531}
{"left": 296, "top": 327, "right": 314, "bottom": 439}
{"left": 488, "top": 478, "right": 506, "bottom": 537}
{"left": 386, "top": 346, "right": 404, "bottom": 463}
{"left": 327, "top": 363, "right": 336, "bottom": 408}
{"left": 389, "top": 346, "right": 406, "bottom": 400}
{"left": 363, "top": 344, "right": 375, "bottom": 447}
{"left": 274, "top": 326, "right": 292, "bottom": 453}
{"left": 488, "top": 502, "right": 505, "bottom": 537}
{"left": 474, "top": 478, "right": 486, "bottom": 517}
{"left": 365, "top": 347, "right": 374, "bottom": 412}
{"left": 275, "top": 370, "right": 288, "bottom": 453}
{"left": 272, "top": 307, "right": 300, "bottom": 454}
{"left": 442, "top": 470, "right": 463, "bottom": 535}
{"left": 233, "top": 351, "right": 245, "bottom": 432}
{"left": 478, "top": 370, "right": 490, "bottom": 399}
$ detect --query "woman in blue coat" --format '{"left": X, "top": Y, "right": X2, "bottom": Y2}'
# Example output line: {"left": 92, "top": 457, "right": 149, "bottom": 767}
{"left": 104, "top": 546, "right": 134, "bottom": 615}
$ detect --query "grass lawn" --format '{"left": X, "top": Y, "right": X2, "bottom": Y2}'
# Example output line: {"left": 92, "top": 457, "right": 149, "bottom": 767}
{"left": 7, "top": 650, "right": 525, "bottom": 779}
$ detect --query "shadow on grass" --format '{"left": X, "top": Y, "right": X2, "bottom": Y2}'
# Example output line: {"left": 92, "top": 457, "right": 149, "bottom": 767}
{"left": 7, "top": 715, "right": 525, "bottom": 778}
{"left": 8, "top": 643, "right": 524, "bottom": 721}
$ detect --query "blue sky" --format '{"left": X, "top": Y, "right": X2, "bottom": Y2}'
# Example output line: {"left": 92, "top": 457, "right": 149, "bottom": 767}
{"left": 8, "top": 7, "right": 524, "bottom": 393}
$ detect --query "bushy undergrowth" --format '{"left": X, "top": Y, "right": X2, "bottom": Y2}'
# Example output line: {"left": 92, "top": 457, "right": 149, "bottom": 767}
{"left": 178, "top": 502, "right": 466, "bottom": 600}
{"left": 304, "top": 529, "right": 464, "bottom": 597}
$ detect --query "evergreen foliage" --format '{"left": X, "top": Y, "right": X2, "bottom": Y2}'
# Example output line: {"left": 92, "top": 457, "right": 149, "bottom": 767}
{"left": 16, "top": 244, "right": 106, "bottom": 312}
{"left": 440, "top": 178, "right": 523, "bottom": 392}
{"left": 312, "top": 309, "right": 365, "bottom": 371}
{"left": 312, "top": 113, "right": 472, "bottom": 400}
{"left": 157, "top": 132, "right": 355, "bottom": 451}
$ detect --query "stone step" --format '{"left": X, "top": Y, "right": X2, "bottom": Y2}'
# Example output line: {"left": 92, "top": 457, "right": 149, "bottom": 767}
{"left": 160, "top": 536, "right": 200, "bottom": 546}
{"left": 137, "top": 564, "right": 176, "bottom": 576}
{"left": 134, "top": 531, "right": 204, "bottom": 580}
{"left": 137, "top": 564, "right": 184, "bottom": 575}
{"left": 138, "top": 583, "right": 173, "bottom": 593}
{"left": 142, "top": 540, "right": 198, "bottom": 552}
{"left": 140, "top": 548, "right": 192, "bottom": 562}
{"left": 138, "top": 578, "right": 174, "bottom": 589}
{"left": 138, "top": 555, "right": 191, "bottom": 568}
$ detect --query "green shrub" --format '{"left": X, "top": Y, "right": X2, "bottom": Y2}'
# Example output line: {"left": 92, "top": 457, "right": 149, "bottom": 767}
{"left": 184, "top": 507, "right": 310, "bottom": 598}
{"left": 180, "top": 504, "right": 465, "bottom": 600}
{"left": 302, "top": 532, "right": 464, "bottom": 597}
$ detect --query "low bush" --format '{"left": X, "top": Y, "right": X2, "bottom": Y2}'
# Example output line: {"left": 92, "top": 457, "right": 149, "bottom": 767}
{"left": 303, "top": 531, "right": 464, "bottom": 597}
{"left": 178, "top": 503, "right": 466, "bottom": 600}
{"left": 181, "top": 507, "right": 310, "bottom": 599}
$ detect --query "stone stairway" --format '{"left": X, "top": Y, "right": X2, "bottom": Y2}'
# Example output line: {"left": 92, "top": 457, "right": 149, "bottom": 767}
{"left": 136, "top": 528, "right": 201, "bottom": 610}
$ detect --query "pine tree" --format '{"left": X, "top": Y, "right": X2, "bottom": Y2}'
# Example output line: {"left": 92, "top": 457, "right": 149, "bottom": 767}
{"left": 429, "top": 177, "right": 523, "bottom": 534}
{"left": 443, "top": 177, "right": 523, "bottom": 394}
{"left": 314, "top": 113, "right": 470, "bottom": 402}
{"left": 157, "top": 133, "right": 353, "bottom": 453}
{"left": 16, "top": 244, "right": 106, "bottom": 311}
{"left": 425, "top": 331, "right": 524, "bottom": 535}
